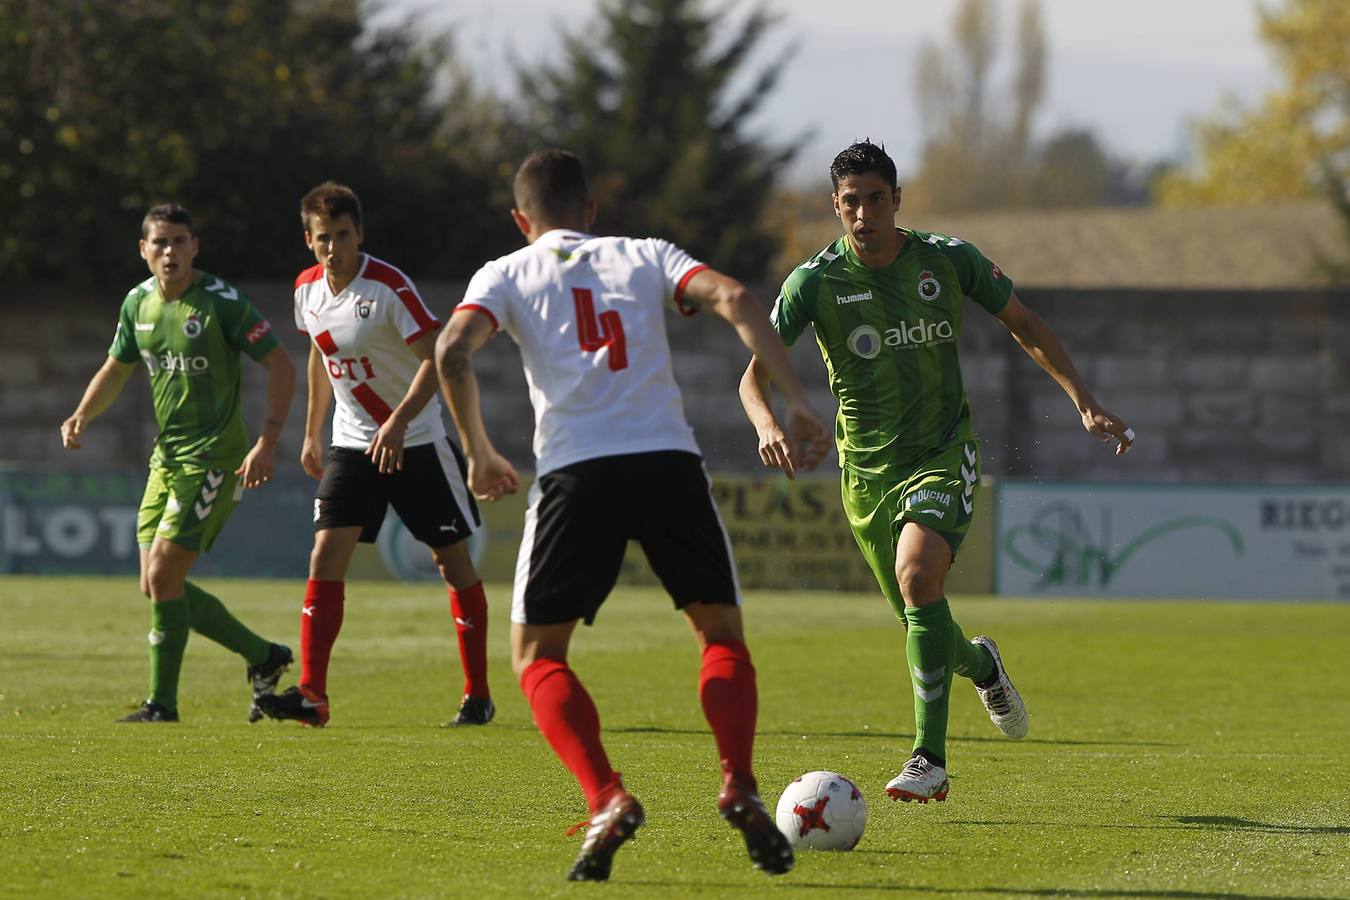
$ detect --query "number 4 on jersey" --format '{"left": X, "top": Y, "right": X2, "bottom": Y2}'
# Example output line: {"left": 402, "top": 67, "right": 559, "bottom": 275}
{"left": 571, "top": 288, "right": 627, "bottom": 371}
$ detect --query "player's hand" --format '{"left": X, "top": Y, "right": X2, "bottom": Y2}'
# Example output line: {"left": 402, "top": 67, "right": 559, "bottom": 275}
{"left": 60, "top": 413, "right": 87, "bottom": 450}
{"left": 300, "top": 437, "right": 325, "bottom": 481}
{"left": 468, "top": 451, "right": 519, "bottom": 502}
{"left": 236, "top": 439, "right": 277, "bottom": 488}
{"left": 785, "top": 400, "right": 830, "bottom": 472}
{"left": 366, "top": 421, "right": 407, "bottom": 475}
{"left": 1082, "top": 408, "right": 1135, "bottom": 456}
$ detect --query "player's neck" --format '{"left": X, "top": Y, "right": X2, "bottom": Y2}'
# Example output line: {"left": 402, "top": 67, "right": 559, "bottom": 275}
{"left": 326, "top": 254, "right": 363, "bottom": 295}
{"left": 847, "top": 228, "right": 905, "bottom": 269}
{"left": 157, "top": 269, "right": 197, "bottom": 301}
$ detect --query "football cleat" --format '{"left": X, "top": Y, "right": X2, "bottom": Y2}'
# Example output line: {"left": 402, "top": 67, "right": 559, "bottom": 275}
{"left": 971, "top": 636, "right": 1029, "bottom": 740}
{"left": 886, "top": 755, "right": 949, "bottom": 803}
{"left": 443, "top": 694, "right": 495, "bottom": 727}
{"left": 246, "top": 643, "right": 293, "bottom": 723}
{"left": 255, "top": 684, "right": 329, "bottom": 727}
{"left": 718, "top": 775, "right": 794, "bottom": 875}
{"left": 117, "top": 700, "right": 179, "bottom": 723}
{"left": 566, "top": 789, "right": 645, "bottom": 882}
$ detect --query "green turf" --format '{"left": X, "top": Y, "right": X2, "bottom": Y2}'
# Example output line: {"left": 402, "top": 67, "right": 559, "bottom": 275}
{"left": 1, "top": 577, "right": 1347, "bottom": 899}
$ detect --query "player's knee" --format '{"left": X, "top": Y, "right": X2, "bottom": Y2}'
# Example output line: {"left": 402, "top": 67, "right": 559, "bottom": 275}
{"left": 895, "top": 559, "right": 942, "bottom": 604}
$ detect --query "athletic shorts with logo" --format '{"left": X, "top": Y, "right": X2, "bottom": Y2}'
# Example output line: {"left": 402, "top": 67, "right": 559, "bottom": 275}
{"left": 842, "top": 439, "right": 980, "bottom": 617}
{"left": 513, "top": 450, "right": 740, "bottom": 626}
{"left": 137, "top": 462, "right": 244, "bottom": 552}
{"left": 314, "top": 438, "right": 481, "bottom": 545}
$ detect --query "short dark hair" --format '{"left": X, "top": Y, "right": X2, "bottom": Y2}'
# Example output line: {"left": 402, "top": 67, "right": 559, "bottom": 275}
{"left": 829, "top": 140, "right": 898, "bottom": 191}
{"left": 300, "top": 181, "right": 362, "bottom": 232}
{"left": 513, "top": 149, "right": 589, "bottom": 224}
{"left": 142, "top": 204, "right": 193, "bottom": 237}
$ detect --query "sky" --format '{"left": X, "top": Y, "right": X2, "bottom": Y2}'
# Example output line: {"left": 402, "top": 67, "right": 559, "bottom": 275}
{"left": 381, "top": 0, "right": 1279, "bottom": 187}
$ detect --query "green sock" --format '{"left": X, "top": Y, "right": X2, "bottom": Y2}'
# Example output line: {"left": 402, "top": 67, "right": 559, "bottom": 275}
{"left": 951, "top": 616, "right": 996, "bottom": 684}
{"left": 903, "top": 600, "right": 959, "bottom": 762}
{"left": 184, "top": 581, "right": 270, "bottom": 666}
{"left": 149, "top": 597, "right": 190, "bottom": 713}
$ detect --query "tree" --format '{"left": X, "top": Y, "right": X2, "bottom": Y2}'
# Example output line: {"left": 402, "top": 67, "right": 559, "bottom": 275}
{"left": 0, "top": 0, "right": 514, "bottom": 290}
{"left": 512, "top": 0, "right": 795, "bottom": 280}
{"left": 907, "top": 0, "right": 1132, "bottom": 213}
{"left": 1155, "top": 0, "right": 1348, "bottom": 209}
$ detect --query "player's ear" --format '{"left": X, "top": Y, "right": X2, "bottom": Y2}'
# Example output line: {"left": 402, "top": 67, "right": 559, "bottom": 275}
{"left": 893, "top": 187, "right": 902, "bottom": 211}
{"left": 138, "top": 239, "right": 148, "bottom": 260}
{"left": 510, "top": 207, "right": 531, "bottom": 240}
{"left": 355, "top": 222, "right": 365, "bottom": 246}
{"left": 584, "top": 197, "right": 597, "bottom": 229}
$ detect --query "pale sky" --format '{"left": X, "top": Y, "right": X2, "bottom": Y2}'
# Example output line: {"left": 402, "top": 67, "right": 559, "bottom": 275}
{"left": 382, "top": 0, "right": 1278, "bottom": 186}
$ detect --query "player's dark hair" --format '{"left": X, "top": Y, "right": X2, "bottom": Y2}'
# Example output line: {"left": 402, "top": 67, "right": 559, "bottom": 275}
{"left": 830, "top": 140, "right": 898, "bottom": 191}
{"left": 513, "top": 149, "right": 589, "bottom": 225}
{"left": 300, "top": 181, "right": 363, "bottom": 232}
{"left": 141, "top": 204, "right": 193, "bottom": 237}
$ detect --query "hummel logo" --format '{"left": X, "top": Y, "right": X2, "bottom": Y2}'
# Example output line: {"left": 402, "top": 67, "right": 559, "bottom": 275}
{"left": 135, "top": 322, "right": 155, "bottom": 332}
{"left": 302, "top": 605, "right": 316, "bottom": 617}
{"left": 835, "top": 290, "right": 872, "bottom": 305}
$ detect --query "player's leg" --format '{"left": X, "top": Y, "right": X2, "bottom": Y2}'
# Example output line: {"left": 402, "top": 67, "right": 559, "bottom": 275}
{"left": 639, "top": 450, "right": 792, "bottom": 876}
{"left": 511, "top": 459, "right": 638, "bottom": 881}
{"left": 391, "top": 439, "right": 492, "bottom": 725}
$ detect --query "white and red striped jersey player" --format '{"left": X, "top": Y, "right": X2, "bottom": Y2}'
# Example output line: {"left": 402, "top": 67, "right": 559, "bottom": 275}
{"left": 457, "top": 230, "right": 708, "bottom": 476}
{"left": 294, "top": 254, "right": 444, "bottom": 449}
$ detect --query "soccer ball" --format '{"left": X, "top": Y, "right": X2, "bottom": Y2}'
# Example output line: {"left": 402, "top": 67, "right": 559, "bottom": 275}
{"left": 774, "top": 770, "right": 867, "bottom": 851}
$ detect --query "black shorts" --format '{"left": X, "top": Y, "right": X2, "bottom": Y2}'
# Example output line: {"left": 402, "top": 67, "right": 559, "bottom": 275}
{"left": 314, "top": 439, "right": 481, "bottom": 546}
{"left": 512, "top": 450, "right": 740, "bottom": 626}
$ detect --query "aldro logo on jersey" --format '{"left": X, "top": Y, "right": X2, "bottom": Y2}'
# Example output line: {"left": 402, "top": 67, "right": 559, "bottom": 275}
{"left": 846, "top": 319, "right": 955, "bottom": 359}
{"left": 140, "top": 349, "right": 210, "bottom": 375}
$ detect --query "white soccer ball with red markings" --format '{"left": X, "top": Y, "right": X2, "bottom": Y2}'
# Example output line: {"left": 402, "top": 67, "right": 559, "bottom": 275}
{"left": 774, "top": 770, "right": 867, "bottom": 851}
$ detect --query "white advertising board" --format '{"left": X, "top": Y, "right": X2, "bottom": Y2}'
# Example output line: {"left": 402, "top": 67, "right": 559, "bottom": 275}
{"left": 995, "top": 482, "right": 1350, "bottom": 600}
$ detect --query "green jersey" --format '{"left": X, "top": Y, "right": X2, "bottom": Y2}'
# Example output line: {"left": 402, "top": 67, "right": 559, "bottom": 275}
{"left": 772, "top": 229, "right": 1013, "bottom": 477}
{"left": 108, "top": 271, "right": 281, "bottom": 468}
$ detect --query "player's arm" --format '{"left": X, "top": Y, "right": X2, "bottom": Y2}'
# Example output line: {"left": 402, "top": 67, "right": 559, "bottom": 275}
{"left": 434, "top": 308, "right": 519, "bottom": 502}
{"left": 679, "top": 269, "right": 828, "bottom": 479}
{"left": 302, "top": 344, "right": 333, "bottom": 480}
{"left": 996, "top": 290, "right": 1134, "bottom": 455}
{"left": 60, "top": 356, "right": 137, "bottom": 450}
{"left": 366, "top": 331, "right": 441, "bottom": 475}
{"left": 236, "top": 344, "right": 296, "bottom": 488}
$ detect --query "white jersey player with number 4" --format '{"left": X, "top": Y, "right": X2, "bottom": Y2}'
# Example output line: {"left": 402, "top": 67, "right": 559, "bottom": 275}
{"left": 294, "top": 254, "right": 444, "bottom": 448}
{"left": 458, "top": 231, "right": 706, "bottom": 475}
{"left": 436, "top": 150, "right": 830, "bottom": 884}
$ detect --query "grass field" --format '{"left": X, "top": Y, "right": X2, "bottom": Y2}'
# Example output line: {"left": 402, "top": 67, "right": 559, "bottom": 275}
{"left": 2, "top": 576, "right": 1348, "bottom": 899}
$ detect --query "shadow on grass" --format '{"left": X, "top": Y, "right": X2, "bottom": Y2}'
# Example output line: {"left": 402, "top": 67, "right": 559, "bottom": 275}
{"left": 608, "top": 725, "right": 1174, "bottom": 748}
{"left": 625, "top": 881, "right": 1328, "bottom": 899}
{"left": 946, "top": 816, "right": 1350, "bottom": 837}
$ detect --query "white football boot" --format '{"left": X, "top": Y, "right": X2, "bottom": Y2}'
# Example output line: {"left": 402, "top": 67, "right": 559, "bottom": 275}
{"left": 971, "top": 636, "right": 1029, "bottom": 740}
{"left": 885, "top": 754, "right": 949, "bottom": 803}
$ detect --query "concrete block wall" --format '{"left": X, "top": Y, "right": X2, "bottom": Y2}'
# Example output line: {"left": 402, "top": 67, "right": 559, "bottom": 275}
{"left": 5, "top": 284, "right": 1346, "bottom": 484}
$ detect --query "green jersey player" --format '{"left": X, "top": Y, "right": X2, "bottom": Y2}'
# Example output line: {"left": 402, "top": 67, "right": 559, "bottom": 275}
{"left": 61, "top": 204, "right": 297, "bottom": 723}
{"left": 740, "top": 141, "right": 1134, "bottom": 803}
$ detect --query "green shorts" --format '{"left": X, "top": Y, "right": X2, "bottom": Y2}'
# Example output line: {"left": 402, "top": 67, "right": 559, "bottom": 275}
{"left": 841, "top": 439, "right": 980, "bottom": 616}
{"left": 137, "top": 462, "right": 244, "bottom": 553}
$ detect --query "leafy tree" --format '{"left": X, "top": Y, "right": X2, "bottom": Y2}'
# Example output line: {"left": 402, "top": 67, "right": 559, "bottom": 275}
{"left": 0, "top": 0, "right": 514, "bottom": 291}
{"left": 512, "top": 0, "right": 795, "bottom": 280}
{"left": 1155, "top": 0, "right": 1348, "bottom": 209}
{"left": 908, "top": 0, "right": 1134, "bottom": 213}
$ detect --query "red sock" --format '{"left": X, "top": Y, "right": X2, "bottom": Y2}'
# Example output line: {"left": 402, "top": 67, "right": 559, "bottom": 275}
{"left": 700, "top": 639, "right": 758, "bottom": 781}
{"left": 299, "top": 579, "right": 344, "bottom": 696}
{"left": 520, "top": 657, "right": 618, "bottom": 814}
{"left": 449, "top": 581, "right": 490, "bottom": 698}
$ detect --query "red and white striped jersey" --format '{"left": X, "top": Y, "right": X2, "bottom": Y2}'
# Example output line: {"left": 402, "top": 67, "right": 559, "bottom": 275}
{"left": 457, "top": 229, "right": 708, "bottom": 476}
{"left": 294, "top": 254, "right": 443, "bottom": 450}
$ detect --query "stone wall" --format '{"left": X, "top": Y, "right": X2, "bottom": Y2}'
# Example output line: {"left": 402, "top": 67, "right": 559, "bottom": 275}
{"left": 6, "top": 283, "right": 1344, "bottom": 484}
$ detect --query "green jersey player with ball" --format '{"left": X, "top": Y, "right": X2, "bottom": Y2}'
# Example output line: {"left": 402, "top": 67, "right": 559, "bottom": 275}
{"left": 741, "top": 141, "right": 1134, "bottom": 803}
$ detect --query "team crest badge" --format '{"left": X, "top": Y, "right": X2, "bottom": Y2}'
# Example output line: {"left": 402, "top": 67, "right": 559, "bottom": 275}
{"left": 354, "top": 299, "right": 373, "bottom": 319}
{"left": 182, "top": 314, "right": 203, "bottom": 338}
{"left": 917, "top": 270, "right": 941, "bottom": 303}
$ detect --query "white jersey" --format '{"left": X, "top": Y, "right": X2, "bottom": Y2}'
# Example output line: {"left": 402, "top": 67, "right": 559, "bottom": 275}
{"left": 294, "top": 254, "right": 444, "bottom": 450}
{"left": 458, "top": 229, "right": 708, "bottom": 476}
